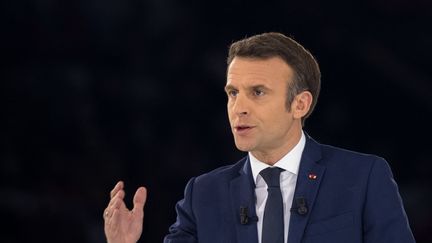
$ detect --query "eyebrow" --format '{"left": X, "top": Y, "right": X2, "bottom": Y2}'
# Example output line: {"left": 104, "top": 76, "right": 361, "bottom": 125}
{"left": 249, "top": 84, "right": 269, "bottom": 90}
{"left": 224, "top": 84, "right": 237, "bottom": 92}
{"left": 224, "top": 84, "right": 271, "bottom": 92}
{"left": 224, "top": 84, "right": 269, "bottom": 90}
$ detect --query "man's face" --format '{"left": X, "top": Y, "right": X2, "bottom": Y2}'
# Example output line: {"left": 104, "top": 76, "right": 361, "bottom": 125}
{"left": 225, "top": 57, "right": 303, "bottom": 158}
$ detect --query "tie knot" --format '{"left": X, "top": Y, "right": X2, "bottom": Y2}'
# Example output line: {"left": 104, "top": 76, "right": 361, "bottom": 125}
{"left": 259, "top": 167, "right": 284, "bottom": 187}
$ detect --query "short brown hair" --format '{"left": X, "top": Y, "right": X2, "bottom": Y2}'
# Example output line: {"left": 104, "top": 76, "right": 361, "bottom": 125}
{"left": 227, "top": 32, "right": 321, "bottom": 125}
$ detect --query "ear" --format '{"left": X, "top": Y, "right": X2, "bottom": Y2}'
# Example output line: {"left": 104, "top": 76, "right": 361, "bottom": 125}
{"left": 291, "top": 91, "right": 313, "bottom": 119}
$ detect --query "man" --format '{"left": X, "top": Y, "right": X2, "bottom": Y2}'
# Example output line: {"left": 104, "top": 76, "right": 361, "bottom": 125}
{"left": 103, "top": 32, "right": 415, "bottom": 243}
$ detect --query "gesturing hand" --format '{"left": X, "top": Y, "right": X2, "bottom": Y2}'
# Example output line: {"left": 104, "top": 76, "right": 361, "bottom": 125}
{"left": 104, "top": 181, "right": 147, "bottom": 243}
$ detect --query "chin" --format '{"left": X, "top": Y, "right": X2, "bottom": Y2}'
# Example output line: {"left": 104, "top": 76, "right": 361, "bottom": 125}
{"left": 234, "top": 142, "right": 254, "bottom": 152}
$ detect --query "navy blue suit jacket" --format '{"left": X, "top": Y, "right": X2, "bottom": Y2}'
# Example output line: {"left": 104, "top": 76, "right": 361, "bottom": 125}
{"left": 164, "top": 135, "right": 415, "bottom": 243}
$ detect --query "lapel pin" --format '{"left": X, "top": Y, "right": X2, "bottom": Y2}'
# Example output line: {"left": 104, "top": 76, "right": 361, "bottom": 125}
{"left": 308, "top": 173, "right": 317, "bottom": 180}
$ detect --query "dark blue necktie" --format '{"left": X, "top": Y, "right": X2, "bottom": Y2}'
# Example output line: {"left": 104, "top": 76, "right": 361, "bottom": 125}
{"left": 260, "top": 167, "right": 285, "bottom": 243}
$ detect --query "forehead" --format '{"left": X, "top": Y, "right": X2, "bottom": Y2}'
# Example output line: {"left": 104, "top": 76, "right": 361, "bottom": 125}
{"left": 226, "top": 57, "right": 294, "bottom": 86}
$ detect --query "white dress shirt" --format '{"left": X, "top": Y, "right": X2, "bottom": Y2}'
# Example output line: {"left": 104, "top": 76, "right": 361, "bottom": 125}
{"left": 249, "top": 131, "right": 306, "bottom": 243}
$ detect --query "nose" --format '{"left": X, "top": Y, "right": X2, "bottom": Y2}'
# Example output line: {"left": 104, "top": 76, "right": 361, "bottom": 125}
{"left": 231, "top": 93, "right": 249, "bottom": 116}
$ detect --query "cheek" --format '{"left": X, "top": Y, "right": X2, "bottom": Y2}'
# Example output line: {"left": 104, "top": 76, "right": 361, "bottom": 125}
{"left": 226, "top": 104, "right": 232, "bottom": 114}
{"left": 266, "top": 109, "right": 293, "bottom": 126}
{"left": 226, "top": 101, "right": 233, "bottom": 112}
{"left": 227, "top": 109, "right": 235, "bottom": 124}
{"left": 259, "top": 104, "right": 284, "bottom": 119}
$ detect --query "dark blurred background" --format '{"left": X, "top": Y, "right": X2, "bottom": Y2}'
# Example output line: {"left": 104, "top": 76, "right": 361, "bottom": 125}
{"left": 2, "top": 0, "right": 431, "bottom": 242}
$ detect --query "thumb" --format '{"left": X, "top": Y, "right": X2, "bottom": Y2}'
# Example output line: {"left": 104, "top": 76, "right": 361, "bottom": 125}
{"left": 132, "top": 187, "right": 147, "bottom": 215}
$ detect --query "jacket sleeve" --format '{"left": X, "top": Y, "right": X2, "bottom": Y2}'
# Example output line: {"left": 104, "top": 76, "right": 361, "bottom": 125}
{"left": 163, "top": 178, "right": 198, "bottom": 243}
{"left": 362, "top": 157, "right": 416, "bottom": 242}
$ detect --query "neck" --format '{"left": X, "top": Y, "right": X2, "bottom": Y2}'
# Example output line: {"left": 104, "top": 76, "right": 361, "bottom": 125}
{"left": 251, "top": 129, "right": 303, "bottom": 165}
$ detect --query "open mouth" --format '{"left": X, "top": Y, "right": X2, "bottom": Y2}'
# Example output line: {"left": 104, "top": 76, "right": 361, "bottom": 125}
{"left": 234, "top": 126, "right": 254, "bottom": 133}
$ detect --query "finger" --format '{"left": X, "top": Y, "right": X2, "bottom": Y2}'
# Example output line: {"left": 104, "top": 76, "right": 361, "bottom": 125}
{"left": 104, "top": 190, "right": 127, "bottom": 220}
{"left": 107, "top": 208, "right": 120, "bottom": 232}
{"left": 132, "top": 187, "right": 147, "bottom": 217}
{"left": 110, "top": 181, "right": 124, "bottom": 199}
{"left": 109, "top": 196, "right": 127, "bottom": 212}
{"left": 108, "top": 189, "right": 126, "bottom": 208}
{"left": 103, "top": 208, "right": 109, "bottom": 220}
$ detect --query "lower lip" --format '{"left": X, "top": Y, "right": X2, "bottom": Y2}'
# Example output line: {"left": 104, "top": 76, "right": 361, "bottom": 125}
{"left": 235, "top": 127, "right": 254, "bottom": 135}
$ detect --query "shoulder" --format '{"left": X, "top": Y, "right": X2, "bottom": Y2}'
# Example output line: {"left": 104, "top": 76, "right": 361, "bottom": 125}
{"left": 306, "top": 138, "right": 398, "bottom": 199}
{"left": 320, "top": 143, "right": 383, "bottom": 163}
{"left": 193, "top": 156, "right": 247, "bottom": 185}
{"left": 181, "top": 157, "right": 248, "bottom": 203}
{"left": 308, "top": 134, "right": 384, "bottom": 162}
{"left": 309, "top": 137, "right": 390, "bottom": 176}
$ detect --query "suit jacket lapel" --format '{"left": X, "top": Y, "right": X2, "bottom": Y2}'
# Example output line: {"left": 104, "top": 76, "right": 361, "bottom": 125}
{"left": 229, "top": 158, "right": 259, "bottom": 243}
{"left": 288, "top": 135, "right": 326, "bottom": 243}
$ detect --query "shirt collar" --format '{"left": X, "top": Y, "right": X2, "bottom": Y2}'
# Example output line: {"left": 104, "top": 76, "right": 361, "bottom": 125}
{"left": 249, "top": 131, "right": 306, "bottom": 184}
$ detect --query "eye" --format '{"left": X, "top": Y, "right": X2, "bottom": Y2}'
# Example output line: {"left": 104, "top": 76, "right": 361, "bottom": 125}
{"left": 253, "top": 89, "right": 265, "bottom": 96}
{"left": 227, "top": 90, "right": 238, "bottom": 97}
